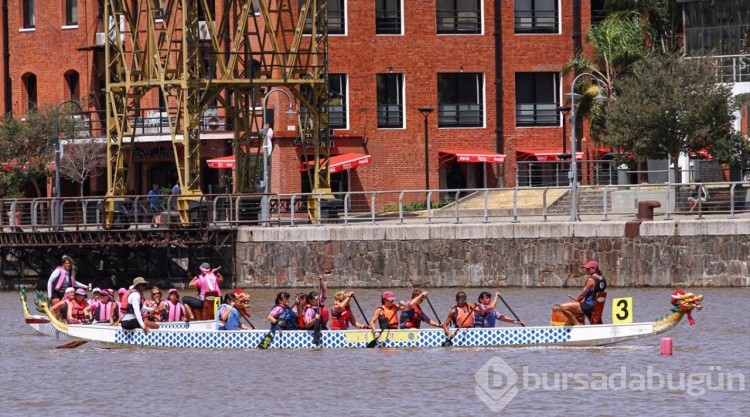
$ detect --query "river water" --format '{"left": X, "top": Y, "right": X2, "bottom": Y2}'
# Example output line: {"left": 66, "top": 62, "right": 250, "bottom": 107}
{"left": 1, "top": 287, "right": 748, "bottom": 416}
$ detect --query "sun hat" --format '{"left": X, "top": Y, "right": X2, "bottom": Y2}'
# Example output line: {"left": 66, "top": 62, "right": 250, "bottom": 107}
{"left": 100, "top": 289, "right": 112, "bottom": 297}
{"left": 132, "top": 277, "right": 149, "bottom": 286}
{"left": 92, "top": 287, "right": 101, "bottom": 293}
{"left": 74, "top": 288, "right": 87, "bottom": 296}
{"left": 583, "top": 260, "right": 599, "bottom": 269}
{"left": 168, "top": 288, "right": 178, "bottom": 295}
{"left": 382, "top": 291, "right": 396, "bottom": 302}
{"left": 65, "top": 287, "right": 75, "bottom": 294}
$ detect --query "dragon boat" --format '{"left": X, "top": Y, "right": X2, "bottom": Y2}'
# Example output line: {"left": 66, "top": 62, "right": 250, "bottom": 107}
{"left": 36, "top": 290, "right": 704, "bottom": 350}
{"left": 21, "top": 291, "right": 216, "bottom": 340}
{"left": 19, "top": 289, "right": 70, "bottom": 339}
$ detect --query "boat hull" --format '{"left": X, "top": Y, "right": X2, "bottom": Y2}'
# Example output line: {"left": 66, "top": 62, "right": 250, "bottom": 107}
{"left": 61, "top": 319, "right": 679, "bottom": 349}
{"left": 26, "top": 316, "right": 71, "bottom": 339}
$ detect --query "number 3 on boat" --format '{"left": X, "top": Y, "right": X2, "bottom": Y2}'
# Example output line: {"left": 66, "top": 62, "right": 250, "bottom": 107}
{"left": 612, "top": 297, "right": 633, "bottom": 324}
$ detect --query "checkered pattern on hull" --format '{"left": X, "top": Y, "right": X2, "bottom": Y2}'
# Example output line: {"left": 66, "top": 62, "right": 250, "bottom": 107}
{"left": 112, "top": 327, "right": 572, "bottom": 349}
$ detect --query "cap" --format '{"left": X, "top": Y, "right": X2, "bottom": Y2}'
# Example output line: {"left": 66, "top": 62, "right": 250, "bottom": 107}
{"left": 583, "top": 260, "right": 599, "bottom": 269}
{"left": 74, "top": 288, "right": 87, "bottom": 296}
{"left": 382, "top": 291, "right": 396, "bottom": 302}
{"left": 100, "top": 289, "right": 112, "bottom": 297}
{"left": 65, "top": 287, "right": 75, "bottom": 294}
{"left": 118, "top": 288, "right": 126, "bottom": 295}
{"left": 92, "top": 287, "right": 101, "bottom": 293}
{"left": 200, "top": 262, "right": 211, "bottom": 270}
{"left": 168, "top": 288, "right": 178, "bottom": 295}
{"left": 132, "top": 277, "right": 149, "bottom": 286}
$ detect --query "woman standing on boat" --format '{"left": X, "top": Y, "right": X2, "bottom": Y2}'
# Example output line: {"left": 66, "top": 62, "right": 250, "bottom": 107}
{"left": 557, "top": 260, "right": 607, "bottom": 325}
{"left": 183, "top": 263, "right": 223, "bottom": 313}
{"left": 473, "top": 292, "right": 523, "bottom": 327}
{"left": 442, "top": 291, "right": 475, "bottom": 339}
{"left": 330, "top": 291, "right": 370, "bottom": 330}
{"left": 47, "top": 256, "right": 89, "bottom": 306}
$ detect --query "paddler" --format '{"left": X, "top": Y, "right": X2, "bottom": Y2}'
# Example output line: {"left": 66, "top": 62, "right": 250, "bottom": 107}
{"left": 557, "top": 260, "right": 607, "bottom": 325}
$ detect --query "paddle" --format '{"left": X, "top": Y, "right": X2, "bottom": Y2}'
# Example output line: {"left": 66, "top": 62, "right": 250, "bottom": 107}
{"left": 425, "top": 296, "right": 443, "bottom": 326}
{"left": 313, "top": 278, "right": 322, "bottom": 346}
{"left": 257, "top": 328, "right": 277, "bottom": 349}
{"left": 366, "top": 307, "right": 389, "bottom": 348}
{"left": 57, "top": 339, "right": 87, "bottom": 349}
{"left": 241, "top": 313, "right": 256, "bottom": 330}
{"left": 499, "top": 295, "right": 525, "bottom": 327}
{"left": 352, "top": 295, "right": 379, "bottom": 347}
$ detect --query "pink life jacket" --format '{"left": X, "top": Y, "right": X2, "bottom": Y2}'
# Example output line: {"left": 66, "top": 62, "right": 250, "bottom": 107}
{"left": 95, "top": 300, "right": 113, "bottom": 322}
{"left": 167, "top": 300, "right": 185, "bottom": 321}
{"left": 54, "top": 267, "right": 76, "bottom": 291}
{"left": 197, "top": 273, "right": 220, "bottom": 300}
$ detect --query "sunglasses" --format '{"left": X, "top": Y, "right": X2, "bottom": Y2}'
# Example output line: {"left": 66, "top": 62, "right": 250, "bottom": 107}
{"left": 457, "top": 298, "right": 467, "bottom": 303}
{"left": 152, "top": 292, "right": 161, "bottom": 296}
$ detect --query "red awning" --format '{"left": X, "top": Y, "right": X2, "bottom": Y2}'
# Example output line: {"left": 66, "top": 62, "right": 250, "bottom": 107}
{"left": 516, "top": 149, "right": 583, "bottom": 162}
{"left": 206, "top": 155, "right": 235, "bottom": 169}
{"left": 299, "top": 153, "right": 372, "bottom": 174}
{"left": 438, "top": 149, "right": 506, "bottom": 164}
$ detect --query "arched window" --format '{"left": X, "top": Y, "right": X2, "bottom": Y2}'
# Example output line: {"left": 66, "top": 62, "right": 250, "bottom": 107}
{"left": 22, "top": 73, "right": 37, "bottom": 110}
{"left": 65, "top": 71, "right": 80, "bottom": 101}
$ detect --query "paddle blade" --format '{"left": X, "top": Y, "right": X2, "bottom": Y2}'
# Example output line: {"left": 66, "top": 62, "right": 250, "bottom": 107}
{"left": 257, "top": 331, "right": 275, "bottom": 349}
{"left": 442, "top": 339, "right": 453, "bottom": 347}
{"left": 57, "top": 340, "right": 87, "bottom": 349}
{"left": 313, "top": 319, "right": 322, "bottom": 346}
{"left": 366, "top": 330, "right": 382, "bottom": 348}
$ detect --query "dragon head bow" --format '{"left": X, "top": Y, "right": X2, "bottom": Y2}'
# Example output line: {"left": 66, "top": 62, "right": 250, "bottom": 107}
{"left": 670, "top": 290, "right": 703, "bottom": 325}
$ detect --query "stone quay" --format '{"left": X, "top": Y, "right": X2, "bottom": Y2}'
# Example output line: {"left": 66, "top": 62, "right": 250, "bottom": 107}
{"left": 234, "top": 219, "right": 750, "bottom": 288}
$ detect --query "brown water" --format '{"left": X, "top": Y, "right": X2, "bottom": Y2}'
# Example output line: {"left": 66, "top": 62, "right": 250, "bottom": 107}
{"left": 2, "top": 288, "right": 748, "bottom": 416}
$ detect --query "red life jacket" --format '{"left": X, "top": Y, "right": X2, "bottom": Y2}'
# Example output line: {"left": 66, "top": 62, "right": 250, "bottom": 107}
{"left": 320, "top": 305, "right": 330, "bottom": 324}
{"left": 402, "top": 304, "right": 424, "bottom": 329}
{"left": 331, "top": 305, "right": 352, "bottom": 330}
{"left": 69, "top": 299, "right": 88, "bottom": 322}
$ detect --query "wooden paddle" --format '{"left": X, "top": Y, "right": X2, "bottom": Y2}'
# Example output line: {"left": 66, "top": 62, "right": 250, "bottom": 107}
{"left": 57, "top": 339, "right": 87, "bottom": 349}
{"left": 499, "top": 295, "right": 525, "bottom": 327}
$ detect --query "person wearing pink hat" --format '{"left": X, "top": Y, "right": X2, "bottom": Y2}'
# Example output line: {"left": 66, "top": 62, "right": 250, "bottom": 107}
{"left": 164, "top": 288, "right": 194, "bottom": 322}
{"left": 86, "top": 289, "right": 118, "bottom": 324}
{"left": 557, "top": 260, "right": 607, "bottom": 325}
{"left": 369, "top": 290, "right": 407, "bottom": 330}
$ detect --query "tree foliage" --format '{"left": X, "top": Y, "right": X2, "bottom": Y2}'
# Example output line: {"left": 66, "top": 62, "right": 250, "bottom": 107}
{"left": 606, "top": 54, "right": 747, "bottom": 179}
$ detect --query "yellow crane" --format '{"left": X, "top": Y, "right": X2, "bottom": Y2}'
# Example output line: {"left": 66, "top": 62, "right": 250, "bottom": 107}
{"left": 103, "top": 0, "right": 333, "bottom": 225}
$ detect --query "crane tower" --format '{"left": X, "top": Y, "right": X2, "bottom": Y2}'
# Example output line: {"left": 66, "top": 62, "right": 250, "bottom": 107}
{"left": 102, "top": 0, "right": 332, "bottom": 225}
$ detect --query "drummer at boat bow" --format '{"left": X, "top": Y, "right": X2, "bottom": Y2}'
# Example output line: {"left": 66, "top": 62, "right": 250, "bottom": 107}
{"left": 47, "top": 256, "right": 89, "bottom": 306}
{"left": 557, "top": 260, "right": 608, "bottom": 325}
{"left": 400, "top": 290, "right": 441, "bottom": 329}
{"left": 120, "top": 277, "right": 160, "bottom": 332}
{"left": 442, "top": 291, "right": 475, "bottom": 339}
{"left": 182, "top": 263, "right": 223, "bottom": 313}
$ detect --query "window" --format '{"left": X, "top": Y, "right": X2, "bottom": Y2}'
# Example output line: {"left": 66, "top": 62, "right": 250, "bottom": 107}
{"left": 376, "top": 0, "right": 401, "bottom": 35}
{"left": 591, "top": 0, "right": 608, "bottom": 25}
{"left": 301, "top": 0, "right": 345, "bottom": 35}
{"left": 514, "top": 0, "right": 558, "bottom": 34}
{"left": 65, "top": 71, "right": 80, "bottom": 101}
{"left": 329, "top": 74, "right": 347, "bottom": 128}
{"left": 154, "top": 0, "right": 166, "bottom": 21}
{"left": 437, "top": 73, "right": 483, "bottom": 127}
{"left": 515, "top": 72, "right": 559, "bottom": 127}
{"left": 377, "top": 73, "right": 403, "bottom": 128}
{"left": 23, "top": 73, "right": 37, "bottom": 110}
{"left": 65, "top": 0, "right": 78, "bottom": 26}
{"left": 197, "top": 0, "right": 216, "bottom": 20}
{"left": 436, "top": 0, "right": 481, "bottom": 34}
{"left": 22, "top": 0, "right": 35, "bottom": 29}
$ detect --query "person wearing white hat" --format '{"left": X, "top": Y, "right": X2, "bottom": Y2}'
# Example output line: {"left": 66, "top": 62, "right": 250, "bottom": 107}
{"left": 50, "top": 287, "right": 75, "bottom": 319}
{"left": 120, "top": 277, "right": 160, "bottom": 332}
{"left": 557, "top": 260, "right": 607, "bottom": 325}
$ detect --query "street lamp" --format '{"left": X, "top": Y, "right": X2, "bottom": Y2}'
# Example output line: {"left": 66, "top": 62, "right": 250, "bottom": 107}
{"left": 556, "top": 105, "right": 571, "bottom": 187}
{"left": 261, "top": 89, "right": 296, "bottom": 223}
{"left": 54, "top": 100, "right": 84, "bottom": 228}
{"left": 567, "top": 73, "right": 606, "bottom": 221}
{"left": 418, "top": 106, "right": 434, "bottom": 205}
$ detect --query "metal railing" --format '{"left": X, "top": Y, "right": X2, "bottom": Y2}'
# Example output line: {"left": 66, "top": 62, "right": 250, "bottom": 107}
{"left": 2, "top": 182, "right": 748, "bottom": 232}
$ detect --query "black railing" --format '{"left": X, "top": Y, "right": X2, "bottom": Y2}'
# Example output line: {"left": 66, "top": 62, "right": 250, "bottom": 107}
{"left": 437, "top": 103, "right": 483, "bottom": 127}
{"left": 514, "top": 10, "right": 558, "bottom": 33}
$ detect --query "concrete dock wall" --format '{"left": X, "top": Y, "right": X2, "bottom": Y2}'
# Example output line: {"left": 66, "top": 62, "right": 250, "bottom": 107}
{"left": 234, "top": 219, "right": 750, "bottom": 288}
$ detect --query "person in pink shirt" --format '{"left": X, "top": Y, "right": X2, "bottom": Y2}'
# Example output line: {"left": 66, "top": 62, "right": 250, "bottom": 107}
{"left": 183, "top": 263, "right": 223, "bottom": 313}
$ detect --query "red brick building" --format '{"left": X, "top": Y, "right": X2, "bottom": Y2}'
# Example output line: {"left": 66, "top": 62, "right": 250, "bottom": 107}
{"left": 1, "top": 1, "right": 602, "bottom": 198}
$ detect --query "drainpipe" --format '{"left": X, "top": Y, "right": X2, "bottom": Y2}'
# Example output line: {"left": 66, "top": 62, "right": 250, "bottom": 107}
{"left": 572, "top": 0, "right": 582, "bottom": 58}
{"left": 493, "top": 0, "right": 503, "bottom": 153}
{"left": 2, "top": 0, "right": 11, "bottom": 116}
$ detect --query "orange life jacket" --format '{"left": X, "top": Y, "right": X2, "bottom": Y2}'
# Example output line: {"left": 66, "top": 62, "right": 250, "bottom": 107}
{"left": 69, "top": 299, "right": 88, "bottom": 322}
{"left": 452, "top": 304, "right": 474, "bottom": 327}
{"left": 379, "top": 305, "right": 399, "bottom": 329}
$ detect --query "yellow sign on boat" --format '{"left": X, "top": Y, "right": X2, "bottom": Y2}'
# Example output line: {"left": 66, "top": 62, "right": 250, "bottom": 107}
{"left": 612, "top": 297, "right": 633, "bottom": 324}
{"left": 343, "top": 330, "right": 420, "bottom": 344}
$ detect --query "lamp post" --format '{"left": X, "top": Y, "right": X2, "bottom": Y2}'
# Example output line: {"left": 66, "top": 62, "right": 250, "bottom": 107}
{"left": 54, "top": 100, "right": 84, "bottom": 228}
{"left": 261, "top": 89, "right": 296, "bottom": 223}
{"left": 556, "top": 105, "right": 571, "bottom": 187}
{"left": 567, "top": 73, "right": 606, "bottom": 221}
{"left": 417, "top": 106, "right": 434, "bottom": 205}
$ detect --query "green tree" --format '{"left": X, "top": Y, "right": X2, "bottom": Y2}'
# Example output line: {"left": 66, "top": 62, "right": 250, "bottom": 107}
{"left": 606, "top": 54, "right": 747, "bottom": 181}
